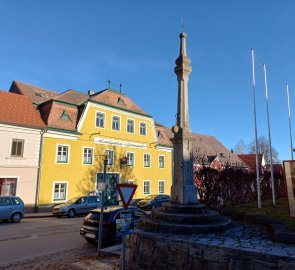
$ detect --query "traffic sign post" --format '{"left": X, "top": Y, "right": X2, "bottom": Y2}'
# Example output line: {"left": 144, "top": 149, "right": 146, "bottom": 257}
{"left": 116, "top": 183, "right": 137, "bottom": 209}
{"left": 116, "top": 183, "right": 137, "bottom": 270}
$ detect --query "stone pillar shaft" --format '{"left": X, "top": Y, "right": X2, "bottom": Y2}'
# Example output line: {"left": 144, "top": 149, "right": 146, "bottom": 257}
{"left": 171, "top": 32, "right": 197, "bottom": 205}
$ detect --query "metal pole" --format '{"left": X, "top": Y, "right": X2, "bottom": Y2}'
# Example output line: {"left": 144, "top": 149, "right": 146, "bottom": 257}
{"left": 98, "top": 156, "right": 108, "bottom": 254}
{"left": 35, "top": 129, "right": 46, "bottom": 213}
{"left": 286, "top": 83, "right": 294, "bottom": 160}
{"left": 251, "top": 49, "right": 261, "bottom": 208}
{"left": 263, "top": 64, "right": 276, "bottom": 206}
{"left": 122, "top": 223, "right": 126, "bottom": 270}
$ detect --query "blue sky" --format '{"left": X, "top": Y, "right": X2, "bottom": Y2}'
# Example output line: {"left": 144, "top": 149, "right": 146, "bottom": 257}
{"left": 0, "top": 1, "right": 294, "bottom": 161}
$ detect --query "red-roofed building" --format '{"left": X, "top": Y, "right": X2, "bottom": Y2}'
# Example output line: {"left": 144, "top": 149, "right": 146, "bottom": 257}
{"left": 238, "top": 154, "right": 266, "bottom": 173}
{"left": 0, "top": 90, "right": 46, "bottom": 212}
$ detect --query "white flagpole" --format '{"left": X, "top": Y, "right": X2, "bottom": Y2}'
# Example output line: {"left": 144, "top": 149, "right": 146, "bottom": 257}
{"left": 263, "top": 64, "right": 276, "bottom": 206}
{"left": 251, "top": 49, "right": 261, "bottom": 208}
{"left": 286, "top": 83, "right": 293, "bottom": 160}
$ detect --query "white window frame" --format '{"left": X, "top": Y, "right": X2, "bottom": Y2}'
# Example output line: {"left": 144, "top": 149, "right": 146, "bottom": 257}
{"left": 95, "top": 111, "right": 106, "bottom": 128}
{"left": 126, "top": 180, "right": 134, "bottom": 184}
{"left": 56, "top": 144, "right": 70, "bottom": 164}
{"left": 143, "top": 153, "right": 151, "bottom": 168}
{"left": 52, "top": 181, "right": 68, "bottom": 202}
{"left": 127, "top": 119, "right": 135, "bottom": 133}
{"left": 139, "top": 122, "right": 147, "bottom": 136}
{"left": 82, "top": 147, "right": 94, "bottom": 165}
{"left": 159, "top": 155, "right": 165, "bottom": 168}
{"left": 158, "top": 180, "right": 165, "bottom": 194}
{"left": 10, "top": 138, "right": 24, "bottom": 157}
{"left": 105, "top": 149, "right": 114, "bottom": 165}
{"left": 143, "top": 180, "right": 151, "bottom": 195}
{"left": 112, "top": 115, "right": 121, "bottom": 131}
{"left": 126, "top": 152, "right": 135, "bottom": 167}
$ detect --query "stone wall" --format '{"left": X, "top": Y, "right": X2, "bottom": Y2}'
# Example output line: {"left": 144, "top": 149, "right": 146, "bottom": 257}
{"left": 126, "top": 230, "right": 295, "bottom": 270}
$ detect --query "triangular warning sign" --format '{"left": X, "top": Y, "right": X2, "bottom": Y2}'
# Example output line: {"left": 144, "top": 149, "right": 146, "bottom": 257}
{"left": 116, "top": 183, "right": 137, "bottom": 209}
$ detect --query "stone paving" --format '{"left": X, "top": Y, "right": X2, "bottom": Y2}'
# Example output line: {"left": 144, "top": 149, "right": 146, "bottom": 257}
{"left": 188, "top": 220, "right": 295, "bottom": 258}
{"left": 146, "top": 220, "right": 295, "bottom": 258}
{"left": 0, "top": 246, "right": 120, "bottom": 270}
{"left": 126, "top": 220, "right": 295, "bottom": 269}
{"left": 2, "top": 220, "right": 295, "bottom": 269}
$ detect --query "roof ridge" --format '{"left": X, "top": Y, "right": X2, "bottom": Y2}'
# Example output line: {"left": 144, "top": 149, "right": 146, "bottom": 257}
{"left": 13, "top": 80, "right": 58, "bottom": 94}
{"left": 59, "top": 89, "right": 88, "bottom": 96}
{"left": 94, "top": 88, "right": 127, "bottom": 96}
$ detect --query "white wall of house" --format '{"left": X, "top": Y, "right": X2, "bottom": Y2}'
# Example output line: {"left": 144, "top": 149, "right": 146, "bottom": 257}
{"left": 0, "top": 124, "right": 42, "bottom": 207}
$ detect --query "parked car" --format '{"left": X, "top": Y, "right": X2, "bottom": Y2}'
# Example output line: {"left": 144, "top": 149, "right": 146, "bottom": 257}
{"left": 52, "top": 195, "right": 101, "bottom": 218}
{"left": 0, "top": 196, "right": 25, "bottom": 223}
{"left": 80, "top": 205, "right": 145, "bottom": 247}
{"left": 138, "top": 194, "right": 170, "bottom": 210}
{"left": 129, "top": 198, "right": 144, "bottom": 207}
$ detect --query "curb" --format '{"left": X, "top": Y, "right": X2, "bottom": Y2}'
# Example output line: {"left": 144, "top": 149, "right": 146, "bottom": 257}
{"left": 23, "top": 213, "right": 53, "bottom": 219}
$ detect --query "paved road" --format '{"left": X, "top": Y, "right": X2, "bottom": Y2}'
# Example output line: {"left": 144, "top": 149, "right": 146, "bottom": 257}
{"left": 0, "top": 217, "right": 96, "bottom": 266}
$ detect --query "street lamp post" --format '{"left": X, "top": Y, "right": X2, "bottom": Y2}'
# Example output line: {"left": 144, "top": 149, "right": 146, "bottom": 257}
{"left": 263, "top": 64, "right": 276, "bottom": 206}
{"left": 251, "top": 49, "right": 261, "bottom": 208}
{"left": 97, "top": 154, "right": 108, "bottom": 254}
{"left": 286, "top": 83, "right": 293, "bottom": 160}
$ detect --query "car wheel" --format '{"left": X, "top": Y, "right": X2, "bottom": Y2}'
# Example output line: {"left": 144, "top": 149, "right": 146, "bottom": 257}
{"left": 85, "top": 238, "right": 96, "bottom": 245}
{"left": 151, "top": 204, "right": 156, "bottom": 210}
{"left": 114, "top": 236, "right": 122, "bottom": 245}
{"left": 67, "top": 209, "right": 76, "bottom": 218}
{"left": 11, "top": 212, "right": 22, "bottom": 223}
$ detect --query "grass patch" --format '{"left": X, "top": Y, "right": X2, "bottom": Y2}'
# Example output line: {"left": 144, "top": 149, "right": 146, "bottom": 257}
{"left": 224, "top": 197, "right": 295, "bottom": 231}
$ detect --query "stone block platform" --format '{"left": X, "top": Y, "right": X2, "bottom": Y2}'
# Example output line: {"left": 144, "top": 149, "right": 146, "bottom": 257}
{"left": 140, "top": 202, "right": 232, "bottom": 234}
{"left": 126, "top": 220, "right": 295, "bottom": 270}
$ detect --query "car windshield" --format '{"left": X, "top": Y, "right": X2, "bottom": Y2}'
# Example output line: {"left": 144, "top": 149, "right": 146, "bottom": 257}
{"left": 144, "top": 195, "right": 158, "bottom": 200}
{"left": 66, "top": 197, "right": 81, "bottom": 204}
{"left": 86, "top": 211, "right": 110, "bottom": 221}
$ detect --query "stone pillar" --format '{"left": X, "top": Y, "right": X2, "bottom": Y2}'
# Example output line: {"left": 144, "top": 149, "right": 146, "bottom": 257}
{"left": 171, "top": 32, "right": 197, "bottom": 205}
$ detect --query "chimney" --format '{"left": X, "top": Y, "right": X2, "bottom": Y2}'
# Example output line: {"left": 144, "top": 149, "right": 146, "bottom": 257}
{"left": 88, "top": 90, "right": 95, "bottom": 96}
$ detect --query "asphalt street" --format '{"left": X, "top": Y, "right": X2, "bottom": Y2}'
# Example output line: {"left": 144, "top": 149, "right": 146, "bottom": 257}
{"left": 0, "top": 216, "right": 94, "bottom": 266}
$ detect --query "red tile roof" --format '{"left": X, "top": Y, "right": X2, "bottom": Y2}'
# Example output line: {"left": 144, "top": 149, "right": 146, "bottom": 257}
{"left": 47, "top": 102, "right": 78, "bottom": 131}
{"left": 155, "top": 125, "right": 173, "bottom": 146}
{"left": 91, "top": 89, "right": 149, "bottom": 116}
{"left": 0, "top": 90, "right": 46, "bottom": 129}
{"left": 54, "top": 90, "right": 88, "bottom": 106}
{"left": 10, "top": 80, "right": 58, "bottom": 105}
{"left": 238, "top": 154, "right": 263, "bottom": 171}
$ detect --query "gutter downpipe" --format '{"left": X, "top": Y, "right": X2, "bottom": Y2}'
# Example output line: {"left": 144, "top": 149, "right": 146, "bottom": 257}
{"left": 34, "top": 129, "right": 47, "bottom": 213}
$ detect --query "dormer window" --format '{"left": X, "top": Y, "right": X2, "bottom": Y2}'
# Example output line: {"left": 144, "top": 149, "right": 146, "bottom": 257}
{"left": 117, "top": 97, "right": 126, "bottom": 106}
{"left": 35, "top": 92, "right": 43, "bottom": 97}
{"left": 157, "top": 131, "right": 163, "bottom": 139}
{"left": 60, "top": 110, "right": 71, "bottom": 122}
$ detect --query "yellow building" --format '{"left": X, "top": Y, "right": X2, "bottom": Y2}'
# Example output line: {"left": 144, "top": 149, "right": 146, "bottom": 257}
{"left": 9, "top": 81, "right": 173, "bottom": 208}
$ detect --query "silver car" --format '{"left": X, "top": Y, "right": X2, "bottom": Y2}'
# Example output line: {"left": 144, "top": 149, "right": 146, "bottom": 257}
{"left": 52, "top": 195, "right": 101, "bottom": 218}
{"left": 0, "top": 196, "right": 25, "bottom": 223}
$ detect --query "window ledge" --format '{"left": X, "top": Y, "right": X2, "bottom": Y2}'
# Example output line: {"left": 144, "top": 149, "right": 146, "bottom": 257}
{"left": 6, "top": 157, "right": 26, "bottom": 160}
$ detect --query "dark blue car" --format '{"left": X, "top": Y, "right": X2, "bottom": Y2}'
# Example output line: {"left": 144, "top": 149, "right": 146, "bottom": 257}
{"left": 80, "top": 205, "right": 145, "bottom": 247}
{"left": 138, "top": 194, "right": 170, "bottom": 210}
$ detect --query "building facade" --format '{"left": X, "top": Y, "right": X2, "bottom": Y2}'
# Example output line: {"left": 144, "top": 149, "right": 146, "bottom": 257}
{"left": 9, "top": 81, "right": 173, "bottom": 209}
{"left": 0, "top": 91, "right": 46, "bottom": 211}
